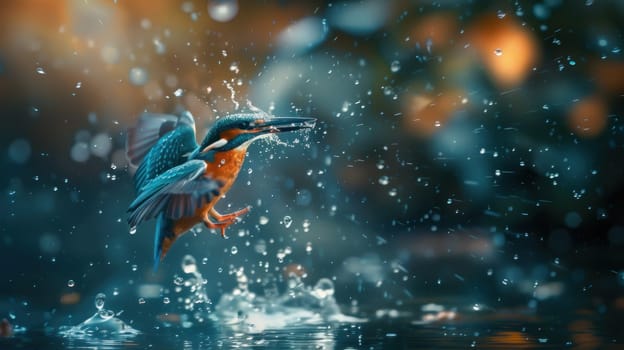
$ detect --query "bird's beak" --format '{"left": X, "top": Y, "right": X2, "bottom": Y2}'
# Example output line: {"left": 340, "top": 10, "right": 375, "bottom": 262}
{"left": 251, "top": 117, "right": 317, "bottom": 134}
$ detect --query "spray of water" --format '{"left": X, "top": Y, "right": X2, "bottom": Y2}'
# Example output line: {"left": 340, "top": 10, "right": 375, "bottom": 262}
{"left": 59, "top": 293, "right": 140, "bottom": 338}
{"left": 216, "top": 264, "right": 366, "bottom": 332}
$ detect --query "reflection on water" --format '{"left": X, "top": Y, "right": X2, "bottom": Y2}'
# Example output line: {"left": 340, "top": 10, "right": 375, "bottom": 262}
{"left": 0, "top": 271, "right": 620, "bottom": 350}
{"left": 5, "top": 308, "right": 619, "bottom": 350}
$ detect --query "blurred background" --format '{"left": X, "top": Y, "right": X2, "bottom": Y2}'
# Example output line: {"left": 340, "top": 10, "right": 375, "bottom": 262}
{"left": 1, "top": 0, "right": 623, "bottom": 346}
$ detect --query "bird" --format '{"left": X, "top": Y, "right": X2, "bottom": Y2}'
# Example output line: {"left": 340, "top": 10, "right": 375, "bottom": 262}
{"left": 126, "top": 111, "right": 316, "bottom": 270}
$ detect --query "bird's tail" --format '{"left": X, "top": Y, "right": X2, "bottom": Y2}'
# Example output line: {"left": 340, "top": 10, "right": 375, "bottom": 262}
{"left": 126, "top": 113, "right": 178, "bottom": 168}
{"left": 154, "top": 213, "right": 175, "bottom": 271}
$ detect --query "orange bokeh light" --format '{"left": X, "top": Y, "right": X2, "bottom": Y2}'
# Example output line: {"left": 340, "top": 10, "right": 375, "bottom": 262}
{"left": 403, "top": 90, "right": 466, "bottom": 137}
{"left": 60, "top": 292, "right": 81, "bottom": 305}
{"left": 591, "top": 60, "right": 624, "bottom": 94}
{"left": 468, "top": 14, "right": 540, "bottom": 87}
{"left": 568, "top": 96, "right": 608, "bottom": 138}
{"left": 405, "top": 12, "right": 458, "bottom": 52}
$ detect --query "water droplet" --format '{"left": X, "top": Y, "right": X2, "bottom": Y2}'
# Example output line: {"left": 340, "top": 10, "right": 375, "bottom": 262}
{"left": 229, "top": 62, "right": 239, "bottom": 74}
{"left": 95, "top": 309, "right": 114, "bottom": 323}
{"left": 207, "top": 0, "right": 238, "bottom": 22}
{"left": 181, "top": 1, "right": 194, "bottom": 12}
{"left": 390, "top": 60, "right": 401, "bottom": 73}
{"left": 388, "top": 188, "right": 398, "bottom": 197}
{"left": 138, "top": 297, "right": 146, "bottom": 304}
{"left": 341, "top": 101, "right": 350, "bottom": 113}
{"left": 497, "top": 10, "right": 506, "bottom": 18}
{"left": 276, "top": 250, "right": 286, "bottom": 262}
{"left": 282, "top": 216, "right": 292, "bottom": 228}
{"left": 128, "top": 67, "right": 149, "bottom": 86}
{"left": 152, "top": 37, "right": 167, "bottom": 55}
{"left": 254, "top": 239, "right": 267, "bottom": 254}
{"left": 305, "top": 242, "right": 313, "bottom": 254}
{"left": 163, "top": 297, "right": 170, "bottom": 304}
{"left": 259, "top": 216, "right": 269, "bottom": 225}
{"left": 182, "top": 255, "right": 197, "bottom": 274}
{"left": 472, "top": 303, "right": 481, "bottom": 311}
{"left": 230, "top": 246, "right": 238, "bottom": 255}
{"left": 94, "top": 293, "right": 106, "bottom": 311}
{"left": 173, "top": 88, "right": 183, "bottom": 97}
{"left": 36, "top": 67, "right": 46, "bottom": 75}
{"left": 302, "top": 219, "right": 311, "bottom": 232}
{"left": 495, "top": 169, "right": 501, "bottom": 176}
{"left": 378, "top": 175, "right": 389, "bottom": 186}
{"left": 494, "top": 48, "right": 503, "bottom": 56}
{"left": 67, "top": 279, "right": 75, "bottom": 287}
{"left": 313, "top": 278, "right": 335, "bottom": 299}
{"left": 129, "top": 226, "right": 137, "bottom": 235}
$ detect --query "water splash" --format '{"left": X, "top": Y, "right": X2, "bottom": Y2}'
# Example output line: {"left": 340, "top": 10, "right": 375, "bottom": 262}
{"left": 169, "top": 255, "right": 212, "bottom": 327}
{"left": 224, "top": 80, "right": 239, "bottom": 110}
{"left": 59, "top": 293, "right": 140, "bottom": 338}
{"left": 212, "top": 267, "right": 367, "bottom": 333}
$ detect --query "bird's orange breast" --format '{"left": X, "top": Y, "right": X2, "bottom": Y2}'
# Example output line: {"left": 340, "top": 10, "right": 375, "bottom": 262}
{"left": 171, "top": 148, "right": 248, "bottom": 235}
{"left": 204, "top": 147, "right": 248, "bottom": 194}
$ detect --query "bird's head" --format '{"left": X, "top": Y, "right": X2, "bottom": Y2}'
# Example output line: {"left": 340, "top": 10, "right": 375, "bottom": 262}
{"left": 190, "top": 114, "right": 316, "bottom": 160}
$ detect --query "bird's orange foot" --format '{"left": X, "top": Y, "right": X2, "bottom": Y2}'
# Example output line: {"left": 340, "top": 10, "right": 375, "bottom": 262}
{"left": 203, "top": 216, "right": 237, "bottom": 238}
{"left": 210, "top": 206, "right": 251, "bottom": 222}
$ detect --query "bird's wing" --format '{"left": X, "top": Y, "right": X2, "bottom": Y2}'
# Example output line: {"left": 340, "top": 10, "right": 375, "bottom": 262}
{"left": 127, "top": 160, "right": 223, "bottom": 228}
{"left": 126, "top": 112, "right": 186, "bottom": 167}
{"left": 132, "top": 120, "right": 198, "bottom": 192}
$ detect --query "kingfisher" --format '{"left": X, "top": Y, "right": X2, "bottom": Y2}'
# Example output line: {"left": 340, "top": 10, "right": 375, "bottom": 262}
{"left": 126, "top": 111, "right": 315, "bottom": 269}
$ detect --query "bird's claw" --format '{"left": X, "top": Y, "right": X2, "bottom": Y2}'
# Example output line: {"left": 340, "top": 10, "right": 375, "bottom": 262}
{"left": 204, "top": 206, "right": 251, "bottom": 238}
{"left": 203, "top": 217, "right": 239, "bottom": 238}
{"left": 210, "top": 207, "right": 251, "bottom": 221}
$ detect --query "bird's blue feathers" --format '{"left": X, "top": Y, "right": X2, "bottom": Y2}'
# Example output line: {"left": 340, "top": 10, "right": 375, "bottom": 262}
{"left": 128, "top": 160, "right": 208, "bottom": 228}
{"left": 134, "top": 125, "right": 198, "bottom": 192}
{"left": 126, "top": 112, "right": 186, "bottom": 167}
{"left": 153, "top": 213, "right": 174, "bottom": 271}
